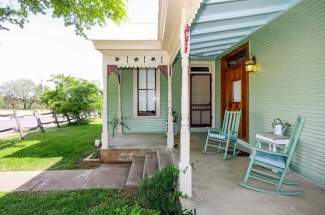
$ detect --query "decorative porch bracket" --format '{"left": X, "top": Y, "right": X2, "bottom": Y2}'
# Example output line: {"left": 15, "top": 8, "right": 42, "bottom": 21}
{"left": 107, "top": 65, "right": 120, "bottom": 83}
{"left": 157, "top": 65, "right": 169, "bottom": 78}
{"left": 179, "top": 9, "right": 192, "bottom": 198}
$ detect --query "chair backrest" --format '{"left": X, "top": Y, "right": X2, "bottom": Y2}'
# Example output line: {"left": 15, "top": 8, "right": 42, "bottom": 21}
{"left": 221, "top": 110, "right": 242, "bottom": 137}
{"left": 285, "top": 116, "right": 305, "bottom": 165}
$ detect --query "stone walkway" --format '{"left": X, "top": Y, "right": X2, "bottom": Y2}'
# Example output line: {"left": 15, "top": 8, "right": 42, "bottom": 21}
{"left": 0, "top": 163, "right": 130, "bottom": 192}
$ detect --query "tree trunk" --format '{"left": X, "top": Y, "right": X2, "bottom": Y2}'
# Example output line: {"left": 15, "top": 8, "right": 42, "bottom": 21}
{"left": 28, "top": 100, "right": 35, "bottom": 109}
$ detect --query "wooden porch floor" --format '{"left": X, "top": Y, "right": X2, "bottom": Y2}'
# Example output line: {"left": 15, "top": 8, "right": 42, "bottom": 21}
{"left": 173, "top": 133, "right": 325, "bottom": 215}
{"left": 100, "top": 133, "right": 168, "bottom": 163}
{"left": 108, "top": 133, "right": 167, "bottom": 149}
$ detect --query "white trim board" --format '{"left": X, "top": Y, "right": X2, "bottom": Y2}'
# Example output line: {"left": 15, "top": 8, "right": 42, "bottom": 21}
{"left": 189, "top": 60, "right": 216, "bottom": 128}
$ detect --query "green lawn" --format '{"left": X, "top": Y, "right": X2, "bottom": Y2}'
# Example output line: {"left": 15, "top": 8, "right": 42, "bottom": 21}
{"left": 0, "top": 120, "right": 102, "bottom": 171}
{"left": 0, "top": 189, "right": 157, "bottom": 215}
{"left": 0, "top": 121, "right": 162, "bottom": 215}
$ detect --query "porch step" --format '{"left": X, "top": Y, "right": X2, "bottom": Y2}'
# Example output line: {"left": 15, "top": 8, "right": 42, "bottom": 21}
{"left": 157, "top": 149, "right": 172, "bottom": 171}
{"left": 143, "top": 152, "right": 158, "bottom": 178}
{"left": 126, "top": 157, "right": 144, "bottom": 187}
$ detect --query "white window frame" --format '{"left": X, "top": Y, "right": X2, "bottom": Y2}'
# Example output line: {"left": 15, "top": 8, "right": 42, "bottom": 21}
{"left": 189, "top": 61, "right": 216, "bottom": 128}
{"left": 133, "top": 68, "right": 160, "bottom": 117}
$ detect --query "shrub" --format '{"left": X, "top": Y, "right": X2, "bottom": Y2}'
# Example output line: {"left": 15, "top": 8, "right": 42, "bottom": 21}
{"left": 41, "top": 74, "right": 102, "bottom": 123}
{"left": 138, "top": 165, "right": 182, "bottom": 215}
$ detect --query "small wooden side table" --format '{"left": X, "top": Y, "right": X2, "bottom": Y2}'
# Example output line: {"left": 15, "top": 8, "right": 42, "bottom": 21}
{"left": 256, "top": 132, "right": 290, "bottom": 152}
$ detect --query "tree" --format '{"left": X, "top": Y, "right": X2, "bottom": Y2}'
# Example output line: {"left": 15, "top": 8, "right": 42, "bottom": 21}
{"left": 0, "top": 79, "right": 37, "bottom": 109}
{"left": 0, "top": 0, "right": 127, "bottom": 38}
{"left": 28, "top": 83, "right": 46, "bottom": 109}
{"left": 41, "top": 74, "right": 102, "bottom": 122}
{"left": 0, "top": 96, "right": 5, "bottom": 109}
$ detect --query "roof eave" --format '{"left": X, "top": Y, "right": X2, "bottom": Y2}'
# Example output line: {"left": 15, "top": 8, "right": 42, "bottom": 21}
{"left": 92, "top": 40, "right": 162, "bottom": 52}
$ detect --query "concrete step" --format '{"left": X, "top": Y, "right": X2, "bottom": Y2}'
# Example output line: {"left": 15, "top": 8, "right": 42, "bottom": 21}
{"left": 143, "top": 153, "right": 158, "bottom": 178}
{"left": 100, "top": 149, "right": 155, "bottom": 163}
{"left": 157, "top": 149, "right": 172, "bottom": 171}
{"left": 126, "top": 157, "right": 144, "bottom": 187}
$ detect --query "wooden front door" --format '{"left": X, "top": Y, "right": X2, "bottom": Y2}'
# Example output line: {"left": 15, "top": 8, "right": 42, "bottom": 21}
{"left": 190, "top": 74, "right": 212, "bottom": 127}
{"left": 221, "top": 43, "right": 249, "bottom": 140}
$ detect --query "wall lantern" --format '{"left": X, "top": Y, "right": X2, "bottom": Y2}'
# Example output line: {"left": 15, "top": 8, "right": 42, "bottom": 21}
{"left": 245, "top": 54, "right": 257, "bottom": 73}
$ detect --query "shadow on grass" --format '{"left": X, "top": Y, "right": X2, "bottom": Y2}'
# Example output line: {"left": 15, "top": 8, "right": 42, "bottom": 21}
{"left": 0, "top": 138, "right": 26, "bottom": 150}
{"left": 1, "top": 121, "right": 102, "bottom": 170}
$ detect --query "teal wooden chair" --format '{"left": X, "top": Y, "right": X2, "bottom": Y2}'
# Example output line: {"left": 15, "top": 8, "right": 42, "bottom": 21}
{"left": 203, "top": 110, "right": 241, "bottom": 159}
{"left": 240, "top": 116, "right": 305, "bottom": 196}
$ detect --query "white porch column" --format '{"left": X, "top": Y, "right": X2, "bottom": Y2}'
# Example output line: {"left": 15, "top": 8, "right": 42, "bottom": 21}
{"left": 179, "top": 9, "right": 192, "bottom": 198}
{"left": 167, "top": 65, "right": 174, "bottom": 148}
{"left": 101, "top": 62, "right": 109, "bottom": 149}
{"left": 117, "top": 70, "right": 122, "bottom": 134}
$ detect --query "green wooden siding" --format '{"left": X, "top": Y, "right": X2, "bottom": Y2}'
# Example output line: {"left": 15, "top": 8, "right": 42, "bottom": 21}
{"left": 107, "top": 74, "right": 119, "bottom": 135}
{"left": 171, "top": 56, "right": 222, "bottom": 131}
{"left": 107, "top": 69, "right": 168, "bottom": 133}
{"left": 216, "top": 0, "right": 325, "bottom": 187}
{"left": 107, "top": 63, "right": 181, "bottom": 134}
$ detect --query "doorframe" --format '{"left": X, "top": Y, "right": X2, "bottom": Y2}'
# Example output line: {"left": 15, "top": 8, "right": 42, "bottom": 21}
{"left": 190, "top": 73, "right": 212, "bottom": 127}
{"left": 189, "top": 61, "right": 216, "bottom": 128}
{"left": 221, "top": 43, "right": 249, "bottom": 141}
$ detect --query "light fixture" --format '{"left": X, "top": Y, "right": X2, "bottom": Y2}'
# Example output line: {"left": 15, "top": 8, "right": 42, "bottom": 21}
{"left": 245, "top": 54, "right": 257, "bottom": 73}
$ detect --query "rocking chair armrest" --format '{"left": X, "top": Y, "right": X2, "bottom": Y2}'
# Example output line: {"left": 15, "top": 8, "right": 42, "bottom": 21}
{"left": 251, "top": 147, "right": 288, "bottom": 157}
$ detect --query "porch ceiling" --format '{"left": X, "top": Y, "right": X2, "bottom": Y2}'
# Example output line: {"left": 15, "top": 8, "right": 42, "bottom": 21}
{"left": 190, "top": 0, "right": 301, "bottom": 58}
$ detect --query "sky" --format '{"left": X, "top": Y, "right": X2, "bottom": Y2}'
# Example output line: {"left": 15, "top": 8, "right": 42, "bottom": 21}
{"left": 0, "top": 0, "right": 159, "bottom": 86}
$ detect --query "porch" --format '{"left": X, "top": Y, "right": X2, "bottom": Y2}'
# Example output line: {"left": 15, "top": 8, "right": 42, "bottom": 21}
{"left": 102, "top": 133, "right": 325, "bottom": 214}
{"left": 173, "top": 133, "right": 325, "bottom": 215}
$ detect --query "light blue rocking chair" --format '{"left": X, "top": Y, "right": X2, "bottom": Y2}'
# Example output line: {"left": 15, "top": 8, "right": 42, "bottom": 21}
{"left": 240, "top": 116, "right": 305, "bottom": 196}
{"left": 203, "top": 110, "right": 242, "bottom": 159}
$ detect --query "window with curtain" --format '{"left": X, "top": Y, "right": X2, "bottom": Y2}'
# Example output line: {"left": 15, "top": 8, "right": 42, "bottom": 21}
{"left": 137, "top": 68, "right": 156, "bottom": 116}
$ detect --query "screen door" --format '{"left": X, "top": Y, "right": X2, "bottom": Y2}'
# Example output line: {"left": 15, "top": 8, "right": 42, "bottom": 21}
{"left": 190, "top": 74, "right": 212, "bottom": 127}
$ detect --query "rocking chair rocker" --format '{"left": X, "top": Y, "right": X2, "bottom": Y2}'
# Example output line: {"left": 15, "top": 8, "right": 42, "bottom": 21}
{"left": 240, "top": 116, "right": 305, "bottom": 196}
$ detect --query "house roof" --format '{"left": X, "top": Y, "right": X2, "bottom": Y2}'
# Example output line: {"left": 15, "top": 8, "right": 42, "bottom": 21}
{"left": 93, "top": 0, "right": 202, "bottom": 64}
{"left": 190, "top": 0, "right": 301, "bottom": 58}
{"left": 93, "top": 0, "right": 302, "bottom": 63}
